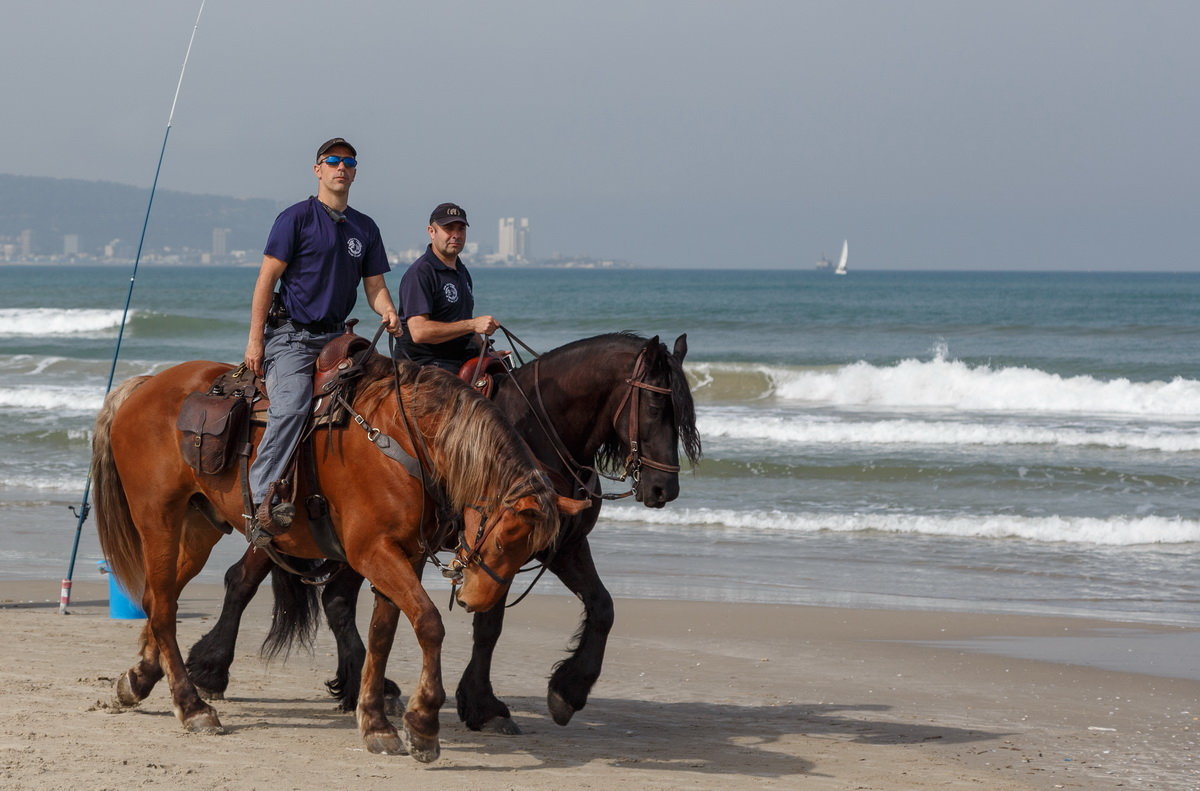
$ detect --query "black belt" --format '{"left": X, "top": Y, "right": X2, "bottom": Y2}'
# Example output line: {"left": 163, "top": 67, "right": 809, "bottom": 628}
{"left": 269, "top": 316, "right": 342, "bottom": 334}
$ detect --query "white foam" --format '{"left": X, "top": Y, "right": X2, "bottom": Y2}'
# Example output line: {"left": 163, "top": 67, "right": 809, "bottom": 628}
{"left": 698, "top": 413, "right": 1200, "bottom": 453}
{"left": 0, "top": 472, "right": 86, "bottom": 493}
{"left": 0, "top": 308, "right": 132, "bottom": 336}
{"left": 0, "top": 385, "right": 105, "bottom": 413}
{"left": 689, "top": 358, "right": 1200, "bottom": 418}
{"left": 601, "top": 505, "right": 1200, "bottom": 546}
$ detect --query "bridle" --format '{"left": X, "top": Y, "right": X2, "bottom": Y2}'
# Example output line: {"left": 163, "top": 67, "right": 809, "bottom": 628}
{"left": 608, "top": 348, "right": 682, "bottom": 486}
{"left": 520, "top": 345, "right": 681, "bottom": 503}
{"left": 442, "top": 502, "right": 512, "bottom": 586}
{"left": 441, "top": 490, "right": 542, "bottom": 589}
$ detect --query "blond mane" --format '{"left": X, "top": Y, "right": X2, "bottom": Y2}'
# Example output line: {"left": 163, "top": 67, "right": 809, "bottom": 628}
{"left": 356, "top": 357, "right": 557, "bottom": 550}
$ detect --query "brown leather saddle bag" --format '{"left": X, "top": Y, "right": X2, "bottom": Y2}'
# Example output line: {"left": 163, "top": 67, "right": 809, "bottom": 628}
{"left": 176, "top": 367, "right": 256, "bottom": 475}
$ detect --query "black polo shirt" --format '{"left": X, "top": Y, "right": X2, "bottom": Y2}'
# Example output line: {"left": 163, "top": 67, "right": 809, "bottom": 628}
{"left": 396, "top": 245, "right": 477, "bottom": 365}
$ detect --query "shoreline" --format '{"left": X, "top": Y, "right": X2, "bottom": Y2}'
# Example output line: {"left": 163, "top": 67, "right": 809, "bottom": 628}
{"left": 2, "top": 579, "right": 1196, "bottom": 789}
{"left": 6, "top": 494, "right": 1197, "bottom": 632}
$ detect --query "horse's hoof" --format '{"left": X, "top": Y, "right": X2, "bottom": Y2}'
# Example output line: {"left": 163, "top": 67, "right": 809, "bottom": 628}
{"left": 196, "top": 687, "right": 224, "bottom": 701}
{"left": 363, "top": 729, "right": 407, "bottom": 755}
{"left": 547, "top": 690, "right": 576, "bottom": 726}
{"left": 182, "top": 709, "right": 225, "bottom": 734}
{"left": 402, "top": 727, "right": 441, "bottom": 763}
{"left": 481, "top": 716, "right": 522, "bottom": 735}
{"left": 113, "top": 672, "right": 141, "bottom": 708}
{"left": 384, "top": 693, "right": 403, "bottom": 717}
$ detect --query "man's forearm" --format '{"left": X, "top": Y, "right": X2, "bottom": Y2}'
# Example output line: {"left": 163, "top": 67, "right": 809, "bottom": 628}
{"left": 408, "top": 317, "right": 478, "bottom": 344}
{"left": 363, "top": 276, "right": 396, "bottom": 316}
{"left": 248, "top": 270, "right": 279, "bottom": 340}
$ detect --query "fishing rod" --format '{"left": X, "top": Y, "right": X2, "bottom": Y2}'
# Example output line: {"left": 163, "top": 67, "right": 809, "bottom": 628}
{"left": 60, "top": 1, "right": 207, "bottom": 615}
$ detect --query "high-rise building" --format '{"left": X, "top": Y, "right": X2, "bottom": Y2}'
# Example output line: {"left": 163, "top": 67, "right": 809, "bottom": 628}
{"left": 19, "top": 229, "right": 32, "bottom": 258}
{"left": 63, "top": 234, "right": 80, "bottom": 256}
{"left": 498, "top": 218, "right": 514, "bottom": 259}
{"left": 213, "top": 227, "right": 231, "bottom": 258}
{"left": 497, "top": 217, "right": 531, "bottom": 263}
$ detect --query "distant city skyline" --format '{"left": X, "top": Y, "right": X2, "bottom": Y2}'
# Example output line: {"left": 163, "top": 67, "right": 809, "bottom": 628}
{"left": 5, "top": 2, "right": 1199, "bottom": 270}
{"left": 0, "top": 176, "right": 629, "bottom": 268}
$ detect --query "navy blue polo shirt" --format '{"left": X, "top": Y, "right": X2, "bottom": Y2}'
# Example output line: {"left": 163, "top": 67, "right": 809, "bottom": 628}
{"left": 396, "top": 245, "right": 476, "bottom": 365}
{"left": 263, "top": 197, "right": 389, "bottom": 325}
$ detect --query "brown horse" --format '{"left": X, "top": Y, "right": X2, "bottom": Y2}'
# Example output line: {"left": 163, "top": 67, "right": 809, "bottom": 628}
{"left": 92, "top": 355, "right": 585, "bottom": 761}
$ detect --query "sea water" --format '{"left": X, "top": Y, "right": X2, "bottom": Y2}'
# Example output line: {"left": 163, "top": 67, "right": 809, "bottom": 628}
{"left": 1, "top": 265, "right": 1198, "bottom": 629}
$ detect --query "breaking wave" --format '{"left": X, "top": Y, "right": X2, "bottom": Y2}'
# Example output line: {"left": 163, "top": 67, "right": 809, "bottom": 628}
{"left": 688, "top": 357, "right": 1200, "bottom": 417}
{"left": 601, "top": 505, "right": 1200, "bottom": 546}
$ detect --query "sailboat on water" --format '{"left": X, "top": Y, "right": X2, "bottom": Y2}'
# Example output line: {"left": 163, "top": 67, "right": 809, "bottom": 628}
{"left": 816, "top": 240, "right": 849, "bottom": 274}
{"left": 834, "top": 240, "right": 848, "bottom": 275}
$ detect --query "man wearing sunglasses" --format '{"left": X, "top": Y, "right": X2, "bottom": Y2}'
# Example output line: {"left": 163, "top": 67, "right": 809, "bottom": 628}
{"left": 243, "top": 137, "right": 399, "bottom": 546}
{"left": 395, "top": 202, "right": 500, "bottom": 372}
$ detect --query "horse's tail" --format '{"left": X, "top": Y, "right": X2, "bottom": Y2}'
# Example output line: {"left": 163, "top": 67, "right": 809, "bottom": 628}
{"left": 92, "top": 375, "right": 153, "bottom": 595}
{"left": 261, "top": 566, "right": 320, "bottom": 660}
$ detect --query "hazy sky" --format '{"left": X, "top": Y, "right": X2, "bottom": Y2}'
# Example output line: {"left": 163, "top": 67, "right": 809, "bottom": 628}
{"left": 7, "top": 1, "right": 1198, "bottom": 269}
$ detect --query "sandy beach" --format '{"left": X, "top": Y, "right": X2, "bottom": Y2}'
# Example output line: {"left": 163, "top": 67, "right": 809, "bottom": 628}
{"left": 0, "top": 579, "right": 1195, "bottom": 790}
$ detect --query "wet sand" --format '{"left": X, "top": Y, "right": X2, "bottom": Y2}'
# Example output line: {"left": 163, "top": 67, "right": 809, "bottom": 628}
{"left": 0, "top": 579, "right": 1196, "bottom": 790}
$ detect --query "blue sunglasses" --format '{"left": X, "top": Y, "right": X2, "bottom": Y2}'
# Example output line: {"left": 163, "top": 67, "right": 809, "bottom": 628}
{"left": 320, "top": 155, "right": 358, "bottom": 167}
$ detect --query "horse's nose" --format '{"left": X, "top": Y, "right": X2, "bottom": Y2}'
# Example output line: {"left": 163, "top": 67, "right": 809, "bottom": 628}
{"left": 644, "top": 485, "right": 668, "bottom": 508}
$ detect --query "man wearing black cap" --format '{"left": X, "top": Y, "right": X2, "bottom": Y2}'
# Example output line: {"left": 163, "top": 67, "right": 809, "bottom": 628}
{"left": 395, "top": 203, "right": 499, "bottom": 371}
{"left": 243, "top": 137, "right": 399, "bottom": 545}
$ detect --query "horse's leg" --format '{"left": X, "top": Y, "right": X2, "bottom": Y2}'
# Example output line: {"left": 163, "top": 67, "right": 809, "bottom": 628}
{"left": 121, "top": 507, "right": 224, "bottom": 732}
{"left": 356, "top": 560, "right": 444, "bottom": 762}
{"left": 115, "top": 512, "right": 224, "bottom": 713}
{"left": 356, "top": 592, "right": 406, "bottom": 755}
{"left": 545, "top": 537, "right": 614, "bottom": 726}
{"left": 454, "top": 593, "right": 521, "bottom": 734}
{"left": 114, "top": 621, "right": 164, "bottom": 707}
{"left": 321, "top": 568, "right": 402, "bottom": 715}
{"left": 186, "top": 546, "right": 273, "bottom": 699}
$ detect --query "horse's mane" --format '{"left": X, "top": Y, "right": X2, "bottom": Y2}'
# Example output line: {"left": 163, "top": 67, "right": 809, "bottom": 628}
{"left": 355, "top": 356, "right": 557, "bottom": 549}
{"left": 540, "top": 332, "right": 702, "bottom": 475}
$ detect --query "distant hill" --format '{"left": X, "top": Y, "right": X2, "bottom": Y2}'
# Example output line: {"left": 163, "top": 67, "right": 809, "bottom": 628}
{"left": 0, "top": 173, "right": 279, "bottom": 257}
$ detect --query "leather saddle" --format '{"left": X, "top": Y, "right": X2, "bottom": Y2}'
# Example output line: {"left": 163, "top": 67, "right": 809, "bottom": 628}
{"left": 176, "top": 323, "right": 373, "bottom": 476}
{"left": 456, "top": 353, "right": 510, "bottom": 399}
{"left": 250, "top": 323, "right": 372, "bottom": 427}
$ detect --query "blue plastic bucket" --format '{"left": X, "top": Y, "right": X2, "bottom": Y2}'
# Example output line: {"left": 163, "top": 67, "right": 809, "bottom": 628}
{"left": 97, "top": 560, "right": 146, "bottom": 619}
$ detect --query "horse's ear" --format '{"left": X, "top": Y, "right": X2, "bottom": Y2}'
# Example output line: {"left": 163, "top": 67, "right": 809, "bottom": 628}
{"left": 641, "top": 335, "right": 662, "bottom": 362}
{"left": 555, "top": 495, "right": 591, "bottom": 516}
{"left": 673, "top": 333, "right": 688, "bottom": 362}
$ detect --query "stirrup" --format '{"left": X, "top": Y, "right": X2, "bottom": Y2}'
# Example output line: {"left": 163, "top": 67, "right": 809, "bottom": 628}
{"left": 248, "top": 501, "right": 296, "bottom": 548}
{"left": 248, "top": 522, "right": 275, "bottom": 549}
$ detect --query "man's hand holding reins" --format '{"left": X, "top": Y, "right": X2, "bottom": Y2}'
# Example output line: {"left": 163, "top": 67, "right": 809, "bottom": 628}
{"left": 380, "top": 308, "right": 401, "bottom": 336}
{"left": 472, "top": 315, "right": 500, "bottom": 336}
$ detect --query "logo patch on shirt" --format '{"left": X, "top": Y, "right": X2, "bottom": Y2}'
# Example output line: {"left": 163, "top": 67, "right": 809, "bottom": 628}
{"left": 347, "top": 237, "right": 364, "bottom": 257}
{"left": 443, "top": 283, "right": 459, "bottom": 303}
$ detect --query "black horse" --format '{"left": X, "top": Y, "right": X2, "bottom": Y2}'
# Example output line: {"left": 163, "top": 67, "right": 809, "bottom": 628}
{"left": 186, "top": 332, "right": 701, "bottom": 732}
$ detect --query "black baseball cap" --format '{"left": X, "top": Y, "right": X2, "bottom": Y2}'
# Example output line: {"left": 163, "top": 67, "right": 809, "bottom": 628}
{"left": 429, "top": 202, "right": 469, "bottom": 226}
{"left": 316, "top": 137, "right": 357, "bottom": 160}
